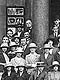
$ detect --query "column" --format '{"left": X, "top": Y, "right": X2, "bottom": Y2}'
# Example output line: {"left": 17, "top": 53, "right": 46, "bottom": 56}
{"left": 33, "top": 0, "right": 49, "bottom": 47}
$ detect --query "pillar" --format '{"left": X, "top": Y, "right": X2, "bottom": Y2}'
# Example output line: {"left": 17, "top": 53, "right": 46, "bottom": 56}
{"left": 33, "top": 0, "right": 49, "bottom": 47}
{"left": 0, "top": 0, "right": 6, "bottom": 44}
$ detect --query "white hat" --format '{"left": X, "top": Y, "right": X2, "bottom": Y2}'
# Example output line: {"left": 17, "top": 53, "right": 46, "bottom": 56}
{"left": 15, "top": 47, "right": 24, "bottom": 53}
{"left": 43, "top": 44, "right": 53, "bottom": 49}
{"left": 29, "top": 43, "right": 37, "bottom": 48}
{"left": 10, "top": 42, "right": 18, "bottom": 47}
{"left": 5, "top": 62, "right": 14, "bottom": 68}
{"left": 52, "top": 61, "right": 59, "bottom": 65}
{"left": 1, "top": 43, "right": 9, "bottom": 48}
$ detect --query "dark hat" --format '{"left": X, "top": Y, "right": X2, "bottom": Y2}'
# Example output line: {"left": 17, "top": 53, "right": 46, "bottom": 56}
{"left": 26, "top": 66, "right": 34, "bottom": 69}
{"left": 36, "top": 62, "right": 46, "bottom": 67}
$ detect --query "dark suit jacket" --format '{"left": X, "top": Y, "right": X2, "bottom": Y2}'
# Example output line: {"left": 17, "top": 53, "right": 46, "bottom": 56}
{"left": 40, "top": 53, "right": 54, "bottom": 67}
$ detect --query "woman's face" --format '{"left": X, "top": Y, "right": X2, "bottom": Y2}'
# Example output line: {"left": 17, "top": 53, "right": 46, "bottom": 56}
{"left": 30, "top": 48, "right": 36, "bottom": 53}
{"left": 54, "top": 66, "right": 58, "bottom": 71}
{"left": 15, "top": 38, "right": 19, "bottom": 44}
{"left": 7, "top": 67, "right": 11, "bottom": 71}
{"left": 16, "top": 53, "right": 22, "bottom": 58}
{"left": 3, "top": 37, "right": 9, "bottom": 43}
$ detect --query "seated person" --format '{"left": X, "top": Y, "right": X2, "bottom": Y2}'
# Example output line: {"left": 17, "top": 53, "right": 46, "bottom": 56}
{"left": 16, "top": 64, "right": 30, "bottom": 80}
{"left": 1, "top": 62, "right": 16, "bottom": 80}
{"left": 48, "top": 61, "right": 60, "bottom": 80}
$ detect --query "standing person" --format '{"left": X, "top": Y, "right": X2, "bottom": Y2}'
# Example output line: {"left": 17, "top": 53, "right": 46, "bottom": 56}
{"left": 40, "top": 44, "right": 54, "bottom": 67}
{"left": 25, "top": 43, "right": 40, "bottom": 74}
{"left": 16, "top": 64, "right": 30, "bottom": 80}
{"left": 1, "top": 62, "right": 17, "bottom": 80}
{"left": 10, "top": 47, "right": 25, "bottom": 67}
{"left": 29, "top": 62, "right": 47, "bottom": 80}
{"left": 48, "top": 61, "right": 60, "bottom": 80}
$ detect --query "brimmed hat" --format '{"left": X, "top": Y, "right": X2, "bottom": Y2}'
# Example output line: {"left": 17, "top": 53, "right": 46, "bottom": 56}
{"left": 43, "top": 44, "right": 53, "bottom": 49}
{"left": 0, "top": 43, "right": 9, "bottom": 48}
{"left": 5, "top": 62, "right": 14, "bottom": 68}
{"left": 29, "top": 43, "right": 37, "bottom": 48}
{"left": 49, "top": 61, "right": 60, "bottom": 68}
{"left": 36, "top": 62, "right": 46, "bottom": 67}
{"left": 15, "top": 47, "right": 24, "bottom": 53}
{"left": 10, "top": 42, "right": 18, "bottom": 47}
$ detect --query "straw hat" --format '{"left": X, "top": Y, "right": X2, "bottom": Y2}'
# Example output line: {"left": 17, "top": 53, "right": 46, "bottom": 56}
{"left": 0, "top": 43, "right": 9, "bottom": 48}
{"left": 29, "top": 43, "right": 37, "bottom": 48}
{"left": 5, "top": 62, "right": 14, "bottom": 68}
{"left": 43, "top": 44, "right": 53, "bottom": 49}
{"left": 15, "top": 47, "right": 24, "bottom": 53}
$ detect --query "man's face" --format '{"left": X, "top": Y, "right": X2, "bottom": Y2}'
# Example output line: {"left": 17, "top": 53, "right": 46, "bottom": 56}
{"left": 48, "top": 40, "right": 53, "bottom": 47}
{"left": 38, "top": 67, "right": 44, "bottom": 72}
{"left": 7, "top": 31, "right": 13, "bottom": 38}
{"left": 2, "top": 37, "right": 9, "bottom": 43}
{"left": 24, "top": 32, "right": 29, "bottom": 39}
{"left": 54, "top": 65, "right": 58, "bottom": 71}
{"left": 16, "top": 52, "right": 22, "bottom": 58}
{"left": 15, "top": 38, "right": 19, "bottom": 44}
{"left": 2, "top": 47, "right": 7, "bottom": 52}
{"left": 11, "top": 47, "right": 16, "bottom": 51}
{"left": 21, "top": 38, "right": 26, "bottom": 46}
{"left": 26, "top": 20, "right": 32, "bottom": 27}
{"left": 19, "top": 67, "right": 24, "bottom": 72}
{"left": 45, "top": 49, "right": 49, "bottom": 54}
{"left": 17, "top": 27, "right": 22, "bottom": 32}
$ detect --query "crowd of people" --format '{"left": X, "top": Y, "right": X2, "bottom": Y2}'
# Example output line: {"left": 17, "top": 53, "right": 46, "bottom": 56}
{"left": 0, "top": 19, "right": 60, "bottom": 80}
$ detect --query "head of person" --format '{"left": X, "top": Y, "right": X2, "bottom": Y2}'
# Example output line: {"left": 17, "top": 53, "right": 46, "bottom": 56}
{"left": 26, "top": 20, "right": 32, "bottom": 28}
{"left": 5, "top": 62, "right": 14, "bottom": 72}
{"left": 17, "top": 27, "right": 22, "bottom": 32}
{"left": 2, "top": 35, "right": 9, "bottom": 43}
{"left": 15, "top": 48, "right": 24, "bottom": 58}
{"left": 12, "top": 36, "right": 20, "bottom": 44}
{"left": 10, "top": 42, "right": 17, "bottom": 52}
{"left": 29, "top": 43, "right": 37, "bottom": 53}
{"left": 7, "top": 29, "right": 13, "bottom": 38}
{"left": 1, "top": 43, "right": 9, "bottom": 52}
{"left": 21, "top": 38, "right": 27, "bottom": 46}
{"left": 24, "top": 32, "right": 30, "bottom": 39}
{"left": 44, "top": 44, "right": 51, "bottom": 54}
{"left": 48, "top": 39, "right": 54, "bottom": 47}
{"left": 17, "top": 66, "right": 25, "bottom": 72}
{"left": 37, "top": 62, "right": 45, "bottom": 72}
{"left": 52, "top": 61, "right": 59, "bottom": 71}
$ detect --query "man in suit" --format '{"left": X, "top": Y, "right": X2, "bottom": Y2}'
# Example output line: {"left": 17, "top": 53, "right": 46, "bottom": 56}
{"left": 25, "top": 43, "right": 40, "bottom": 73}
{"left": 40, "top": 44, "right": 54, "bottom": 67}
{"left": 29, "top": 62, "right": 47, "bottom": 80}
{"left": 20, "top": 38, "right": 30, "bottom": 59}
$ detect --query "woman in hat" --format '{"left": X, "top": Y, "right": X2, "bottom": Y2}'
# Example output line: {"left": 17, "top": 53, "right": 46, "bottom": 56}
{"left": 0, "top": 43, "right": 9, "bottom": 64}
{"left": 16, "top": 64, "right": 30, "bottom": 80}
{"left": 48, "top": 61, "right": 60, "bottom": 80}
{"left": 1, "top": 62, "right": 17, "bottom": 80}
{"left": 10, "top": 47, "right": 25, "bottom": 68}
{"left": 25, "top": 43, "right": 40, "bottom": 74}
